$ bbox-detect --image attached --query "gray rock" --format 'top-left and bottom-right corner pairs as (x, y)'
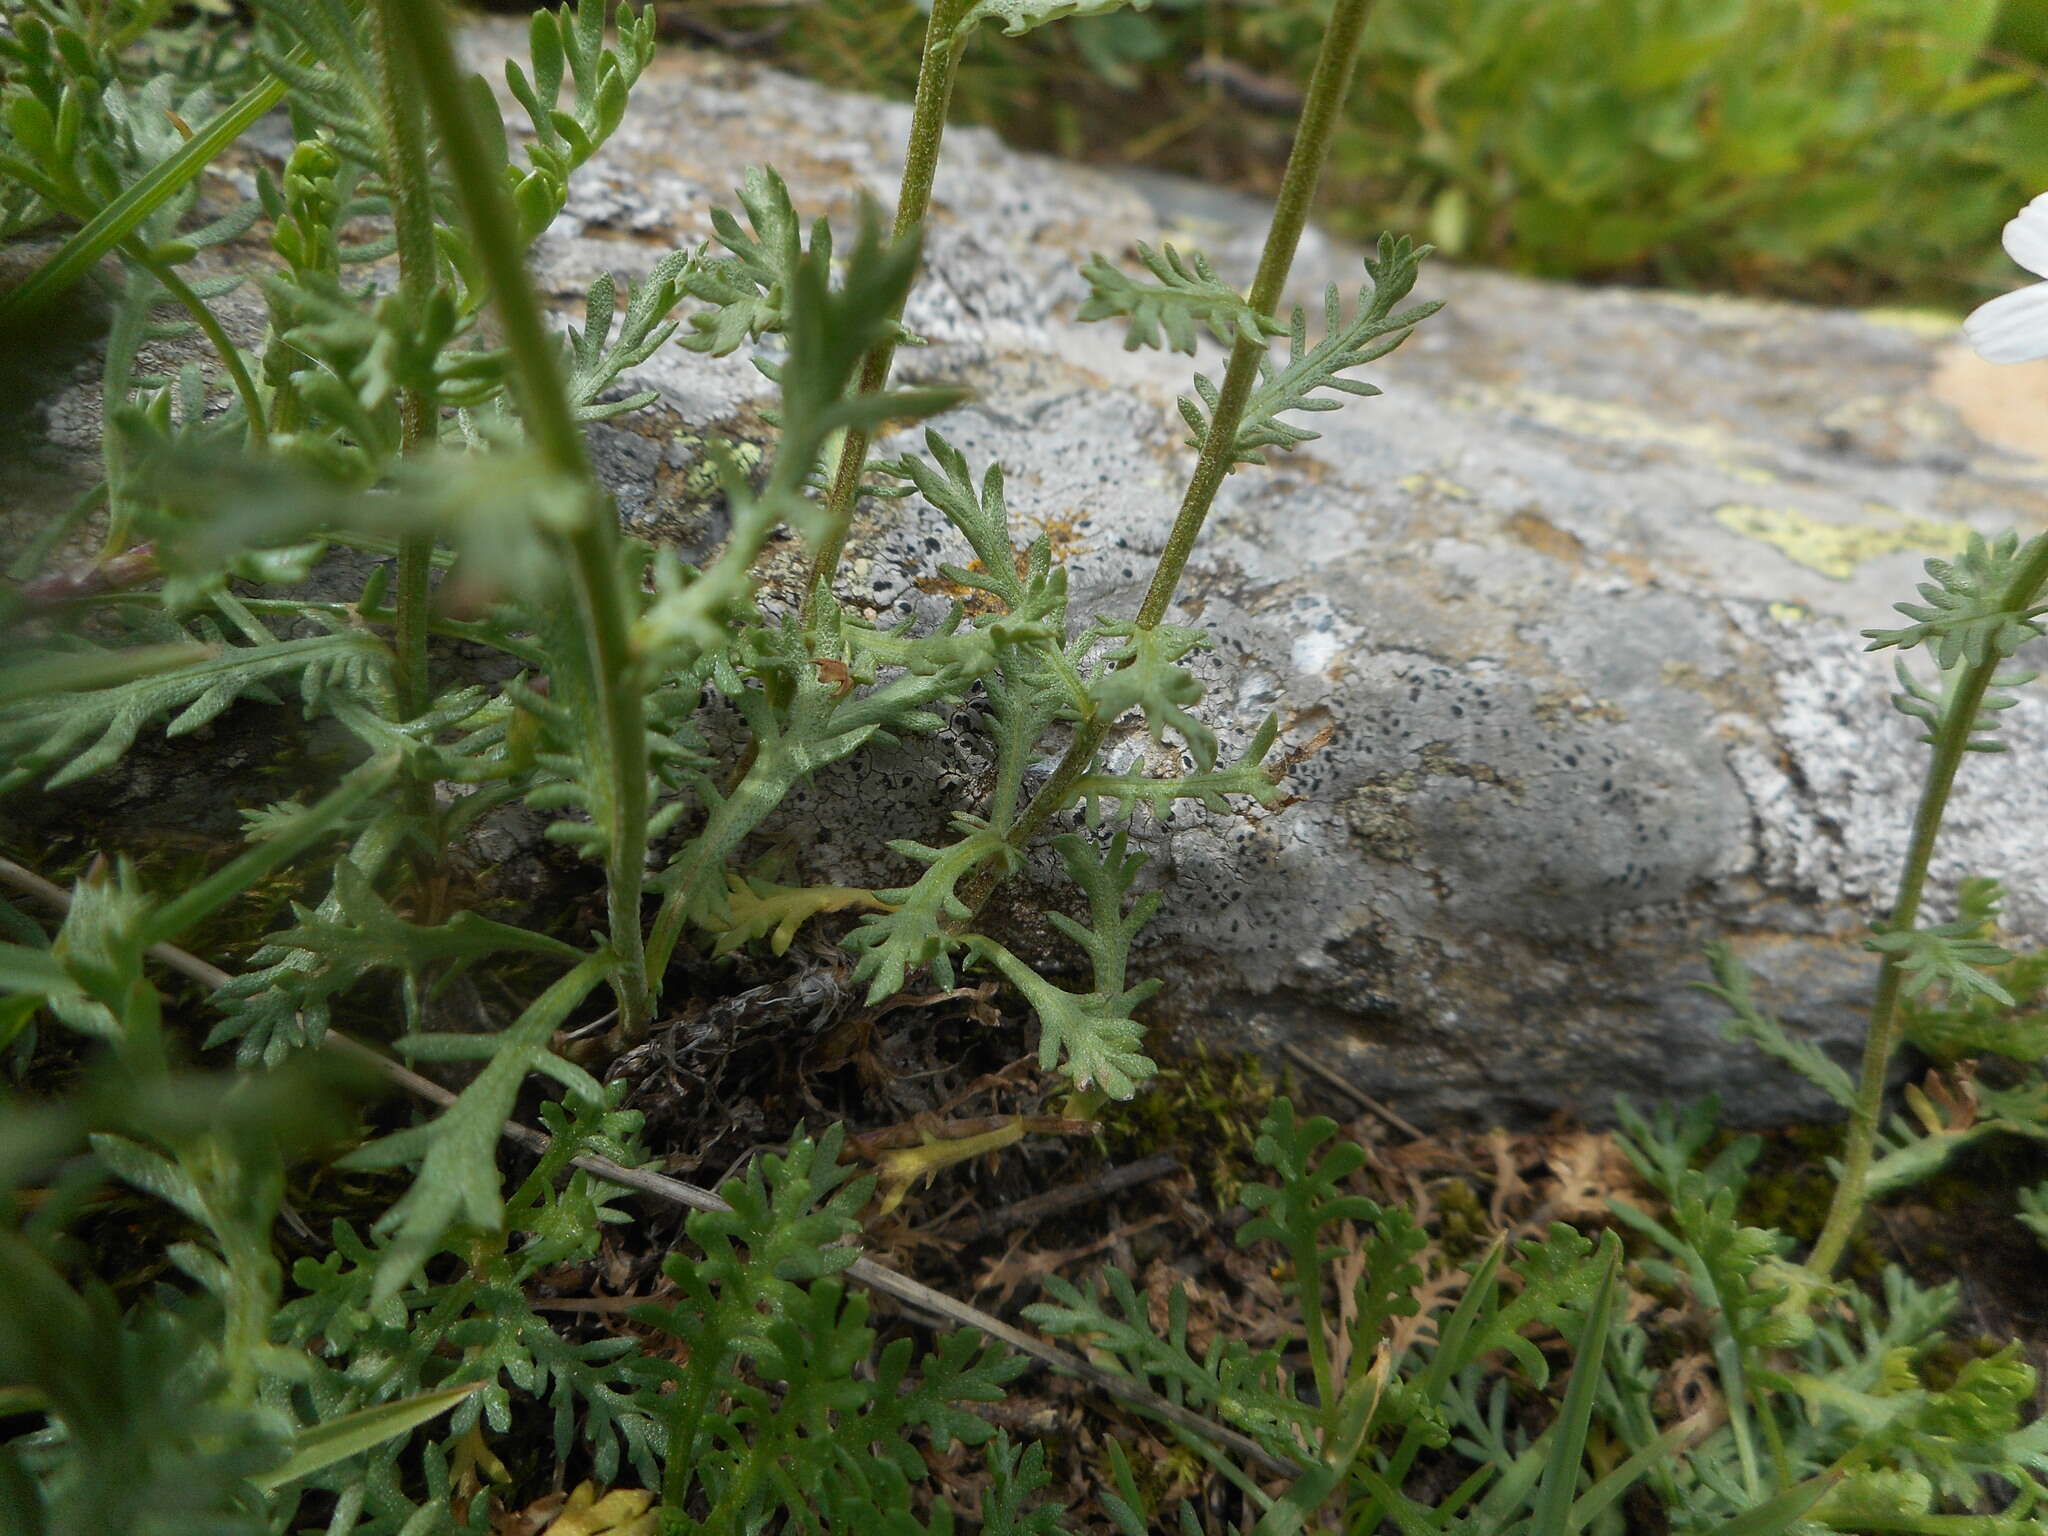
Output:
(14, 21), (2048, 1127)
(499, 26), (2048, 1126)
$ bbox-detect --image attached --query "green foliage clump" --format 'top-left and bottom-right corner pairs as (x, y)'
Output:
(0, 0), (1406, 1524)
(5, 0), (2048, 1531)
(763, 0), (2048, 306)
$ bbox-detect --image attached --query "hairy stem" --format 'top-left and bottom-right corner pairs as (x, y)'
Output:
(970, 0), (1373, 896)
(372, 0), (447, 909)
(390, 0), (654, 1039)
(1807, 541), (2048, 1278)
(1806, 666), (1988, 1280)
(372, 0), (443, 725)
(797, 0), (971, 632)
(1133, 0), (1371, 632)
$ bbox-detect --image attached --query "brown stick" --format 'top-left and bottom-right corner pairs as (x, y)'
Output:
(0, 855), (1296, 1478)
(1281, 1041), (1428, 1142)
(938, 1152), (1183, 1243)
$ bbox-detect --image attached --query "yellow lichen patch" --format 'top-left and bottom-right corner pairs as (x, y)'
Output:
(1711, 503), (1971, 580)
(1462, 385), (1743, 458)
(1859, 307), (1966, 339)
(1032, 510), (1093, 564)
(1767, 601), (1813, 624)
(1398, 471), (1475, 501)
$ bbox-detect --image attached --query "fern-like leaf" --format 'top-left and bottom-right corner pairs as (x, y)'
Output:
(1078, 241), (1284, 354)
(1888, 655), (2036, 753)
(1025, 1267), (1306, 1452)
(0, 628), (389, 795)
(337, 955), (611, 1304)
(970, 936), (1161, 1099)
(561, 250), (695, 420)
(1238, 1098), (1381, 1268)
(1072, 713), (1281, 823)
(708, 876), (894, 958)
(894, 430), (1029, 610)
(978, 1435), (1072, 1536)
(1086, 620), (1216, 770)
(1180, 233), (1439, 466)
(268, 857), (586, 1006)
(1700, 943), (1855, 1110)
(954, 0), (1153, 43)
(1862, 531), (2048, 667)
(964, 832), (1165, 1097)
(843, 824), (1014, 1001)
(500, 0), (660, 248)
(1867, 920), (2016, 1006)
(678, 165), (817, 356)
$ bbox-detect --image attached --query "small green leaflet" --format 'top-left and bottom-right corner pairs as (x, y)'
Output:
(970, 935), (1160, 1099)
(1086, 622), (1216, 770)
(1079, 242), (1285, 354)
(1862, 531), (2048, 668)
(338, 953), (611, 1304)
(953, 0), (1153, 46)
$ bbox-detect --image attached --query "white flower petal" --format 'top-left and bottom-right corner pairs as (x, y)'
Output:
(1964, 281), (2048, 363)
(2007, 191), (2048, 277)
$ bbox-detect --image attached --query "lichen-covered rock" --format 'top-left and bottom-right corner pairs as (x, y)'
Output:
(13, 21), (2048, 1127)
(499, 25), (2048, 1126)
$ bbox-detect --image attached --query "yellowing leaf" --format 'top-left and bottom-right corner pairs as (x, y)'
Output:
(708, 875), (893, 957)
(871, 1122), (1027, 1218)
(539, 1482), (659, 1536)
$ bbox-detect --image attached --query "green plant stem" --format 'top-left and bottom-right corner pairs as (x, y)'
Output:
(797, 0), (971, 633)
(968, 0), (1373, 899)
(209, 1175), (281, 1406)
(1805, 672), (1990, 1281)
(373, 0), (446, 906)
(1808, 543), (2048, 1278)
(389, 0), (654, 1040)
(1295, 1239), (1336, 1437)
(372, 0), (444, 725)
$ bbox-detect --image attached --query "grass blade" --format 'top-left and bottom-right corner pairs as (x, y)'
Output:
(1530, 1235), (1622, 1536)
(0, 51), (305, 326)
(248, 1381), (485, 1492)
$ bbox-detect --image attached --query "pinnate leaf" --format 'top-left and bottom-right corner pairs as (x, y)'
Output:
(1087, 621), (1216, 770)
(1862, 531), (2048, 668)
(1181, 233), (1439, 466)
(338, 954), (611, 1304)
(969, 935), (1160, 1099)
(955, 0), (1153, 43)
(1078, 241), (1283, 354)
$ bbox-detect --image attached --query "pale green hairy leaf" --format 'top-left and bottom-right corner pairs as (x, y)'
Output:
(0, 630), (390, 795)
(1078, 241), (1286, 354)
(338, 953), (612, 1304)
(954, 0), (1152, 45)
